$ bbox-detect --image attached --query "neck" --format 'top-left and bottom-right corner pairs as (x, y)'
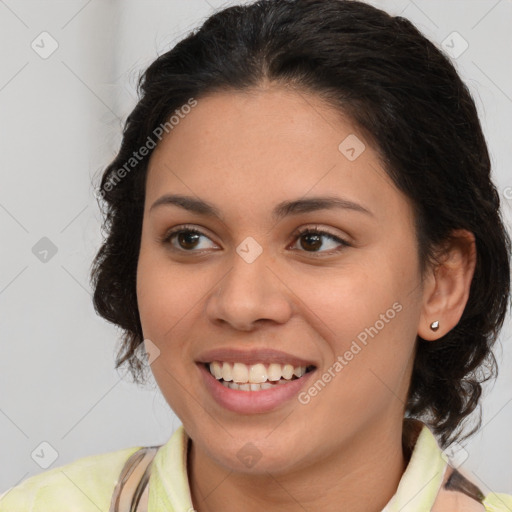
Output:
(188, 416), (410, 512)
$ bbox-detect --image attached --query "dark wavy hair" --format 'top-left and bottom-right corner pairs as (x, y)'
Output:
(90, 0), (511, 448)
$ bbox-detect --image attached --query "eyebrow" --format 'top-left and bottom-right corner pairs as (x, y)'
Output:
(149, 193), (374, 221)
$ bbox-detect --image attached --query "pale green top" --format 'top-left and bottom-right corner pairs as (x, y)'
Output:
(1, 423), (511, 511)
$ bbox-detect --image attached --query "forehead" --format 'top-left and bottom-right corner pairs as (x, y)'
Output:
(145, 86), (411, 226)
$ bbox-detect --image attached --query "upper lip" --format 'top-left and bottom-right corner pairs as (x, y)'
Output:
(196, 348), (317, 368)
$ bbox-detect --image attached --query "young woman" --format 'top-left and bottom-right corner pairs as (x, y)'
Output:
(1, 0), (510, 511)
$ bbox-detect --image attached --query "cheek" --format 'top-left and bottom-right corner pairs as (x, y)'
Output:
(293, 248), (420, 379)
(136, 251), (204, 414)
(136, 247), (202, 344)
(291, 258), (403, 336)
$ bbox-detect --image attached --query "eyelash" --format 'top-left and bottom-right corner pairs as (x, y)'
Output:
(160, 224), (351, 257)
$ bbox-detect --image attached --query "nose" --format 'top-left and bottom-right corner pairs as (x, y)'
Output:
(205, 248), (294, 331)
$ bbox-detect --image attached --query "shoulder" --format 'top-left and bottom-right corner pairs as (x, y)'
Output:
(401, 421), (512, 512)
(432, 464), (512, 512)
(0, 445), (142, 512)
(483, 493), (512, 511)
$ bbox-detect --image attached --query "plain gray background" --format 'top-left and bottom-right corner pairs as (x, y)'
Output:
(1, 0), (511, 497)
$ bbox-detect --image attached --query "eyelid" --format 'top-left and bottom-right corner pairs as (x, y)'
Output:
(290, 224), (349, 243)
(160, 223), (351, 255)
(160, 224), (219, 247)
(288, 225), (351, 256)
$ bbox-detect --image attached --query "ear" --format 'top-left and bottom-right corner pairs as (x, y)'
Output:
(418, 229), (477, 341)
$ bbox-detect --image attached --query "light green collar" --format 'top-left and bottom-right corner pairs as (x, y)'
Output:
(148, 420), (449, 512)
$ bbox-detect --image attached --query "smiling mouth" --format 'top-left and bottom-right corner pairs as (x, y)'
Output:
(204, 361), (316, 391)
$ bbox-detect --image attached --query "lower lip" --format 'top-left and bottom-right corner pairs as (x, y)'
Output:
(197, 363), (317, 414)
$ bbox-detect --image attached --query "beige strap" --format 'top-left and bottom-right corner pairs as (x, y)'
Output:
(115, 437), (485, 512)
(109, 445), (161, 512)
(432, 464), (486, 511)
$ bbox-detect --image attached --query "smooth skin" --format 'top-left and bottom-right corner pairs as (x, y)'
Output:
(136, 83), (476, 512)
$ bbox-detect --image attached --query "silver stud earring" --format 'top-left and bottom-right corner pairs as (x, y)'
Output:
(430, 320), (440, 331)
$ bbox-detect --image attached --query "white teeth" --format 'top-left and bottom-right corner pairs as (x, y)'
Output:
(249, 363), (267, 383)
(221, 380), (288, 391)
(211, 361), (223, 379)
(222, 362), (233, 381)
(208, 361), (310, 384)
(282, 364), (294, 380)
(293, 366), (305, 377)
(267, 363), (282, 381)
(232, 362), (249, 383)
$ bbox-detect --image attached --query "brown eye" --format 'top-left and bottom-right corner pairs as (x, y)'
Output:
(300, 232), (323, 251)
(291, 227), (350, 255)
(176, 231), (201, 250)
(162, 226), (217, 252)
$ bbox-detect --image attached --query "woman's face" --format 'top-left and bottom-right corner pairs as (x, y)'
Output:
(136, 86), (426, 474)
